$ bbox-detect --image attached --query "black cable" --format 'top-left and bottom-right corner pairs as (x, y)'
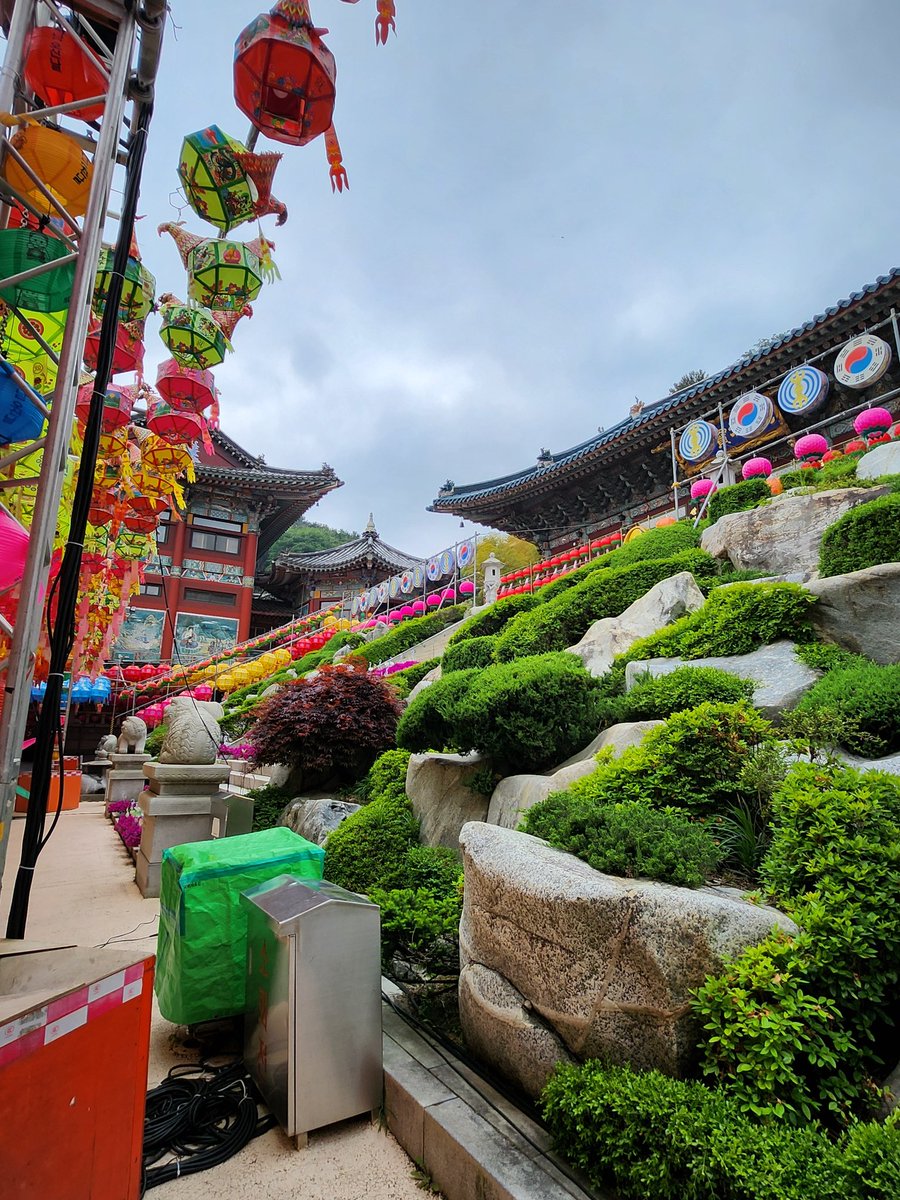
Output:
(141, 1059), (275, 1193)
(6, 98), (155, 939)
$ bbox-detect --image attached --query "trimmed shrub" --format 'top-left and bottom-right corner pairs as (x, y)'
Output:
(494, 549), (717, 661)
(707, 478), (772, 523)
(446, 593), (539, 645)
(450, 652), (607, 773)
(145, 722), (167, 757)
(403, 844), (463, 893)
(323, 794), (419, 894)
(535, 798), (721, 887)
(248, 663), (403, 787)
(369, 885), (463, 975)
(540, 1059), (898, 1200)
(622, 665), (753, 720)
(355, 605), (466, 666)
(819, 493), (900, 577)
(247, 782), (294, 832)
(355, 748), (411, 804)
(441, 635), (498, 673)
(793, 641), (871, 674)
(384, 658), (440, 699)
(793, 662), (900, 756)
(561, 701), (775, 818)
(395, 668), (480, 754)
(620, 582), (816, 665)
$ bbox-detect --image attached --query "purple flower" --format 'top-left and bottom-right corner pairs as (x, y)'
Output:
(114, 812), (142, 848)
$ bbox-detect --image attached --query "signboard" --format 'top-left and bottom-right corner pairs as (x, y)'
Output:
(833, 334), (892, 389)
(677, 419), (718, 465)
(728, 392), (774, 442)
(776, 364), (830, 416)
(173, 612), (239, 662)
(111, 608), (165, 662)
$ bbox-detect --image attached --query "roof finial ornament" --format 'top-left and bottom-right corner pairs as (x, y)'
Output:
(365, 512), (377, 536)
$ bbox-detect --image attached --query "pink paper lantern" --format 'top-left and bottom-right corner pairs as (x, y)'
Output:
(0, 508), (29, 590)
(426, 594), (441, 607)
(389, 611), (403, 621)
(742, 456), (772, 480)
(854, 407), (893, 440)
(399, 605), (415, 618)
(690, 479), (716, 501)
(412, 599), (426, 613)
(441, 587), (456, 602)
(794, 433), (829, 462)
(459, 580), (475, 595)
(194, 683), (213, 701)
(142, 703), (164, 727)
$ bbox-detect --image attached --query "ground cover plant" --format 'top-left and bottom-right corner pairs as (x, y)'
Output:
(819, 492), (900, 577)
(397, 652), (607, 773)
(621, 665), (753, 721)
(792, 661), (900, 757)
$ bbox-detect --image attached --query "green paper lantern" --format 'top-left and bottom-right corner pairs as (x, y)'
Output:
(0, 306), (66, 363)
(177, 125), (287, 235)
(93, 248), (156, 322)
(187, 238), (264, 311)
(159, 301), (230, 370)
(0, 230), (76, 312)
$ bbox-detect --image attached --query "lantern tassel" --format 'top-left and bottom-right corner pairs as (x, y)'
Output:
(325, 125), (349, 193)
(255, 232), (281, 283)
(375, 0), (396, 44)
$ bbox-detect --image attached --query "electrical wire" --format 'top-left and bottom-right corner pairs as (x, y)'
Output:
(141, 1059), (275, 1193)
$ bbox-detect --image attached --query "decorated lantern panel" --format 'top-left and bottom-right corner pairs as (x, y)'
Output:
(178, 125), (288, 235)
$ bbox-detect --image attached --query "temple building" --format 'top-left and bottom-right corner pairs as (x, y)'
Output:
(263, 514), (423, 616)
(429, 268), (900, 552)
(114, 430), (342, 661)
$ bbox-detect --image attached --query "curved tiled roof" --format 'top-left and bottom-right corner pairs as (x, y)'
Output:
(430, 267), (900, 509)
(272, 531), (423, 576)
(195, 463), (341, 490)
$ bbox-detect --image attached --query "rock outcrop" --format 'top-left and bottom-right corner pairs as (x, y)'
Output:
(406, 752), (490, 848)
(700, 487), (888, 575)
(458, 823), (798, 1097)
(624, 640), (819, 720)
(567, 571), (705, 677)
(280, 796), (360, 845)
(856, 441), (900, 480)
(486, 721), (662, 829)
(807, 562), (900, 664)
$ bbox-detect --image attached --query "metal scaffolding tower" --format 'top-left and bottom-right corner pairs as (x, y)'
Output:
(0, 1), (165, 893)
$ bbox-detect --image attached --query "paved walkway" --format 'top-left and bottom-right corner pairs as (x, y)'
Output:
(0, 803), (426, 1200)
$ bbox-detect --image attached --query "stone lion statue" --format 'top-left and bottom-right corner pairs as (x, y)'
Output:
(158, 697), (225, 766)
(117, 715), (147, 755)
(96, 733), (118, 760)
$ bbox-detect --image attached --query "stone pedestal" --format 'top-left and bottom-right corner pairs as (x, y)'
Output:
(104, 752), (152, 808)
(135, 762), (231, 898)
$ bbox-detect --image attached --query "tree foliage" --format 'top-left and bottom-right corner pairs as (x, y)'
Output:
(267, 518), (357, 563)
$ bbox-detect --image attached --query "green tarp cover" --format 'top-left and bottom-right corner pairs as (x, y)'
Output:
(155, 827), (325, 1024)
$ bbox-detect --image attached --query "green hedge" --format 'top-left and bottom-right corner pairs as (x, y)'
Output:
(622, 665), (753, 720)
(441, 635), (498, 672)
(384, 657), (440, 699)
(446, 593), (539, 645)
(619, 582), (817, 669)
(398, 652), (606, 773)
(707, 478), (772, 523)
(493, 549), (716, 662)
(541, 1060), (900, 1200)
(355, 605), (467, 667)
(792, 661), (900, 756)
(819, 493), (900, 578)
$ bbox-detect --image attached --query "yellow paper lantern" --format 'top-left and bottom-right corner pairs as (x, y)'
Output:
(3, 125), (94, 217)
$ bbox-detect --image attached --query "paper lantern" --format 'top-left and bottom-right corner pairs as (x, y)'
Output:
(158, 223), (274, 311)
(411, 599), (426, 613)
(741, 456), (772, 479)
(0, 229), (76, 312)
(84, 316), (144, 377)
(690, 479), (716, 501)
(194, 684), (213, 701)
(178, 125), (288, 235)
(0, 358), (44, 446)
(75, 383), (132, 432)
(0, 507), (28, 590)
(146, 399), (204, 445)
(399, 605), (414, 618)
(23, 26), (108, 121)
(458, 580), (475, 595)
(3, 124), (93, 217)
(0, 306), (66, 364)
(794, 433), (829, 463)
(854, 407), (893, 441)
(655, 516), (677, 528)
(93, 247), (155, 322)
(441, 587), (456, 602)
(141, 435), (194, 477)
(154, 359), (217, 415)
(158, 299), (229, 370)
(234, 2), (338, 147)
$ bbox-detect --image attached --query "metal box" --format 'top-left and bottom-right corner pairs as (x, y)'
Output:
(241, 874), (382, 1146)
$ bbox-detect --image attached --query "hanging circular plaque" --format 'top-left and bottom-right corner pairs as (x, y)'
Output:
(359, 589), (370, 611)
(678, 419), (717, 464)
(376, 581), (388, 603)
(456, 538), (475, 569)
(776, 364), (830, 416)
(426, 557), (441, 581)
(728, 392), (773, 442)
(413, 564), (425, 589)
(389, 575), (401, 598)
(400, 570), (414, 594)
(834, 334), (892, 389)
(351, 594), (360, 616)
(439, 549), (455, 576)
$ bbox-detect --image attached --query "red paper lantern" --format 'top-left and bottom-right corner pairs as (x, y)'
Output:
(122, 665), (143, 683)
(156, 358), (218, 413)
(75, 383), (132, 432)
(24, 26), (108, 122)
(234, 2), (337, 147)
(147, 399), (204, 444)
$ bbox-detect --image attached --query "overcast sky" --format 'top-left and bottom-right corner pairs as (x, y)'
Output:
(135, 0), (900, 556)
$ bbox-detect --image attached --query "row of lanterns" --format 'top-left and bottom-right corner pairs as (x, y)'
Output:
(497, 534), (623, 599)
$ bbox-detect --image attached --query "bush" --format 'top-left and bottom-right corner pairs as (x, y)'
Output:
(395, 668), (480, 754)
(369, 885), (463, 975)
(446, 593), (538, 645)
(383, 658), (440, 699)
(450, 652), (608, 773)
(354, 748), (411, 804)
(441, 635), (498, 673)
(620, 582), (816, 665)
(323, 793), (419, 894)
(622, 665), (753, 720)
(707, 478), (772, 523)
(494, 549), (717, 661)
(403, 844), (463, 893)
(247, 783), (294, 832)
(794, 641), (871, 674)
(819, 493), (900, 578)
(355, 606), (467, 666)
(793, 662), (900, 756)
(533, 798), (721, 887)
(248, 663), (402, 787)
(145, 722), (167, 757)
(540, 1059), (899, 1200)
